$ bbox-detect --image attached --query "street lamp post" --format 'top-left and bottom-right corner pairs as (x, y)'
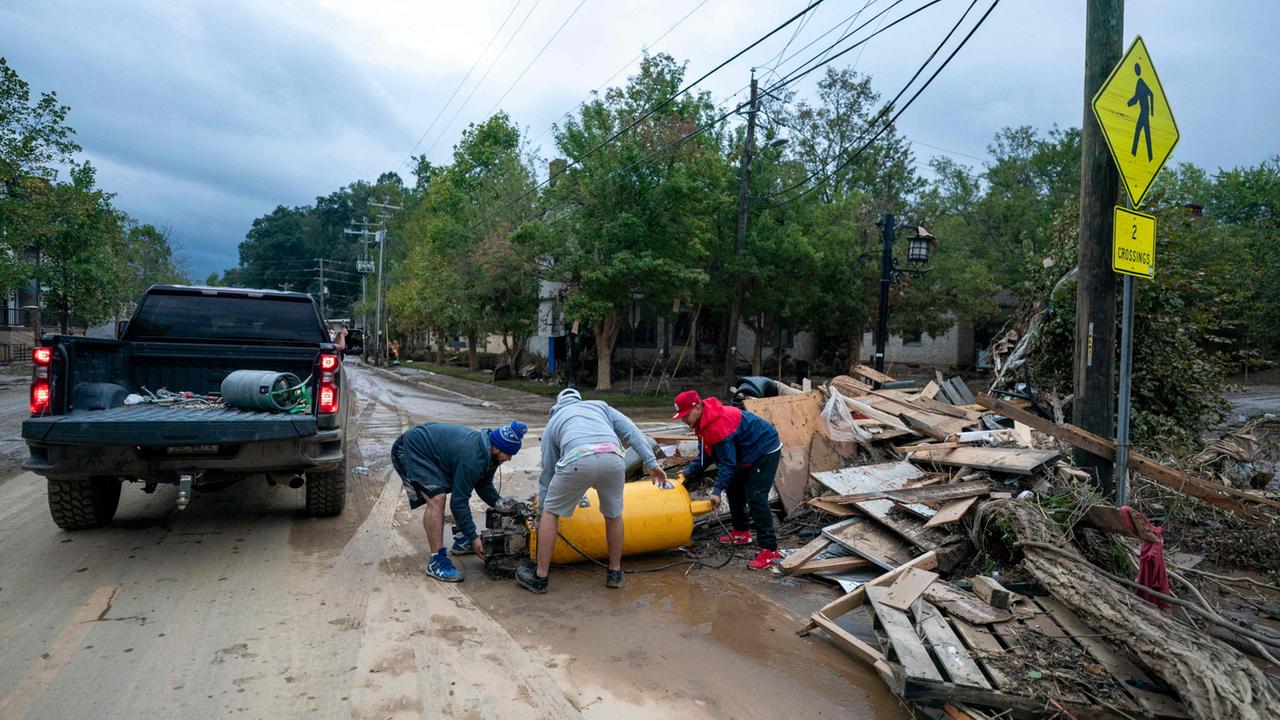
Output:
(872, 213), (935, 374)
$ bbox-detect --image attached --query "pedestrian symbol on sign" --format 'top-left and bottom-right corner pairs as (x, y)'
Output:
(1090, 36), (1179, 208)
(1127, 63), (1154, 161)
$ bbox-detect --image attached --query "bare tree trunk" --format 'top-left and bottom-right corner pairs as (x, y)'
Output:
(847, 332), (863, 374)
(594, 313), (621, 391)
(433, 327), (445, 364)
(467, 331), (478, 372)
(750, 313), (766, 376)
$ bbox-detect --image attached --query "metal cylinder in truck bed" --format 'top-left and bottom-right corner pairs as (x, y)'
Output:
(220, 370), (303, 412)
(529, 478), (714, 565)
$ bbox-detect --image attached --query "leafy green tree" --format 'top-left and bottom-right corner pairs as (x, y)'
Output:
(121, 222), (188, 301)
(547, 54), (720, 389)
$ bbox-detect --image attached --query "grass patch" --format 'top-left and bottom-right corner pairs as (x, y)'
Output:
(400, 361), (675, 407)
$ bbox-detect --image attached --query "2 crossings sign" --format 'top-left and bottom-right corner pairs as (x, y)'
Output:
(1092, 35), (1178, 280)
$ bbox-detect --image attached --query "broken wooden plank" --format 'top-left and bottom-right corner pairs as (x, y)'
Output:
(1037, 597), (1189, 718)
(800, 551), (940, 634)
(895, 500), (938, 521)
(822, 517), (915, 570)
(899, 677), (1112, 719)
(779, 535), (832, 574)
(970, 576), (1014, 609)
(808, 612), (886, 667)
(1080, 505), (1163, 544)
(922, 583), (1013, 624)
(923, 496), (979, 529)
(830, 374), (873, 397)
(879, 566), (939, 610)
(912, 600), (991, 689)
(648, 433), (695, 443)
(977, 394), (1277, 518)
(816, 479), (990, 506)
(808, 498), (857, 518)
(946, 377), (977, 404)
(789, 555), (873, 576)
(853, 498), (959, 551)
(744, 392), (823, 515)
(811, 462), (923, 496)
(919, 380), (940, 400)
(854, 364), (897, 385)
(866, 587), (944, 682)
(899, 412), (950, 441)
(908, 446), (1061, 475)
(950, 618), (1013, 688)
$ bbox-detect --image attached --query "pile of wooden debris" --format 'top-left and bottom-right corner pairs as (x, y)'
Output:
(649, 365), (1279, 720)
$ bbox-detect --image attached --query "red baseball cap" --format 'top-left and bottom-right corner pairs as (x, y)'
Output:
(672, 390), (701, 419)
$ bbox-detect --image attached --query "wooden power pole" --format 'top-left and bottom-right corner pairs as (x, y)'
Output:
(1074, 0), (1124, 491)
(723, 72), (759, 385)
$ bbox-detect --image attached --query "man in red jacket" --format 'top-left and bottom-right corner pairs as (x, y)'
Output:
(674, 390), (783, 569)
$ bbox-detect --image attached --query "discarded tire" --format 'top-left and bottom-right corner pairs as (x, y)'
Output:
(48, 476), (121, 530)
(305, 459), (346, 517)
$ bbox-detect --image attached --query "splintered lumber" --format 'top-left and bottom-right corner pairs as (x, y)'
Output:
(923, 496), (978, 529)
(920, 380), (940, 399)
(985, 499), (1280, 719)
(950, 619), (1014, 687)
(899, 412), (950, 441)
(977, 395), (1279, 518)
(911, 600), (991, 689)
(854, 364), (897, 385)
(866, 587), (944, 682)
(808, 498), (857, 518)
(1082, 505), (1162, 543)
(1037, 597), (1189, 718)
(895, 501), (938, 521)
(788, 555), (873, 577)
(922, 583), (1013, 625)
(816, 479), (991, 507)
(801, 550), (940, 635)
(970, 576), (1014, 609)
(743, 392), (823, 515)
(808, 613), (886, 667)
(943, 377), (977, 405)
(878, 566), (939, 610)
(908, 446), (1061, 475)
(812, 461), (923, 496)
(853, 498), (959, 551)
(822, 517), (914, 570)
(779, 535), (832, 573)
(843, 395), (911, 431)
(830, 374), (873, 397)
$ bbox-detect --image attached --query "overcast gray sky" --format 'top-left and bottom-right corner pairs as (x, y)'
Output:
(2, 0), (1276, 279)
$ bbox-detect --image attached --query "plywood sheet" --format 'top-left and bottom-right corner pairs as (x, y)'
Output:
(822, 517), (915, 570)
(908, 446), (1061, 475)
(743, 392), (823, 514)
(879, 567), (939, 610)
(812, 462), (923, 496)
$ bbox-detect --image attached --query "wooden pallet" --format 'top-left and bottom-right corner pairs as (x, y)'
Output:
(861, 589), (1188, 719)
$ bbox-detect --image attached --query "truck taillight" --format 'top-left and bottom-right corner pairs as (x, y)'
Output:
(33, 347), (52, 365)
(318, 383), (338, 414)
(31, 380), (50, 415)
(320, 354), (338, 371)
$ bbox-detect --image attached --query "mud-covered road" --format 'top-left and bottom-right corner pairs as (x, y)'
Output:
(0, 365), (905, 719)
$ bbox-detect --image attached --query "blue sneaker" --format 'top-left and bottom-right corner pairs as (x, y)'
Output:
(450, 533), (473, 556)
(426, 549), (463, 582)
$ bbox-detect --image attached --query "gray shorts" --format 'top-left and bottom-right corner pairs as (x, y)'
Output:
(540, 449), (626, 518)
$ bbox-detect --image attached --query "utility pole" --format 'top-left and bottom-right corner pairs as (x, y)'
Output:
(317, 257), (325, 320)
(368, 200), (403, 366)
(723, 71), (758, 385)
(345, 219), (380, 361)
(1074, 0), (1124, 491)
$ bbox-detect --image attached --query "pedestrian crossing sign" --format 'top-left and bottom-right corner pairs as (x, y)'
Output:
(1091, 36), (1179, 208)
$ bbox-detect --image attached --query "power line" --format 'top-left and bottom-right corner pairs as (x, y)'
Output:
(422, 0), (544, 159)
(770, 0), (1001, 206)
(523, 0), (713, 150)
(483, 0), (589, 118)
(400, 0), (526, 170)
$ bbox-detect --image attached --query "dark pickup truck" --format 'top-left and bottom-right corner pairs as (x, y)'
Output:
(22, 285), (349, 529)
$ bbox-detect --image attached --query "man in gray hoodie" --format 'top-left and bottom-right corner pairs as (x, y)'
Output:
(516, 389), (667, 593)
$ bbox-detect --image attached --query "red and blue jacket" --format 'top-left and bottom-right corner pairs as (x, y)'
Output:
(684, 397), (782, 495)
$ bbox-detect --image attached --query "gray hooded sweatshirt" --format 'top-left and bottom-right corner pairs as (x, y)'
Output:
(539, 395), (660, 491)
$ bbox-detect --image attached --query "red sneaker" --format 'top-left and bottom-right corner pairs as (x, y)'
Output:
(719, 530), (753, 545)
(747, 549), (783, 570)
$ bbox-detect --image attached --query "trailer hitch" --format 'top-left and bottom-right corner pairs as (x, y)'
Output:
(176, 471), (203, 510)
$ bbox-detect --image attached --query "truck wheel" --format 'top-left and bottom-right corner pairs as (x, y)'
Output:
(48, 476), (122, 530)
(305, 462), (346, 517)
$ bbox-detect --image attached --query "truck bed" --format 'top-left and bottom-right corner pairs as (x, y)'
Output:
(23, 404), (317, 446)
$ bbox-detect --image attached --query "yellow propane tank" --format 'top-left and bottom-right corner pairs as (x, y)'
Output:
(529, 477), (714, 565)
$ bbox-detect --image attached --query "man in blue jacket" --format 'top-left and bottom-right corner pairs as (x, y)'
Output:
(391, 420), (526, 582)
(515, 389), (667, 594)
(675, 390), (783, 570)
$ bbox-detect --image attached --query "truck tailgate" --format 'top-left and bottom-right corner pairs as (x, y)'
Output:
(23, 405), (317, 446)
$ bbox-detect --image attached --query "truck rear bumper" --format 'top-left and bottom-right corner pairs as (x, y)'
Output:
(23, 429), (344, 481)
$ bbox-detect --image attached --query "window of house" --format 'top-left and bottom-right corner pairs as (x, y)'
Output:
(903, 331), (924, 347)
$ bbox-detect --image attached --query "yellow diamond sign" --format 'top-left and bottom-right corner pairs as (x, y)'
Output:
(1091, 36), (1179, 208)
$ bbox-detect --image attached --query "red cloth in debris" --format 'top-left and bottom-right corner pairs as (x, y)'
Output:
(1119, 506), (1169, 609)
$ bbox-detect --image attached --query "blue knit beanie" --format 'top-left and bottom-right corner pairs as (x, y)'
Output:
(490, 420), (527, 456)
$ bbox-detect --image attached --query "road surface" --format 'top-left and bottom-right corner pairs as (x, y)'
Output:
(0, 365), (903, 719)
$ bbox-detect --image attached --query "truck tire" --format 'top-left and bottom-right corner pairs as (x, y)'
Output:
(48, 476), (121, 530)
(305, 461), (346, 517)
